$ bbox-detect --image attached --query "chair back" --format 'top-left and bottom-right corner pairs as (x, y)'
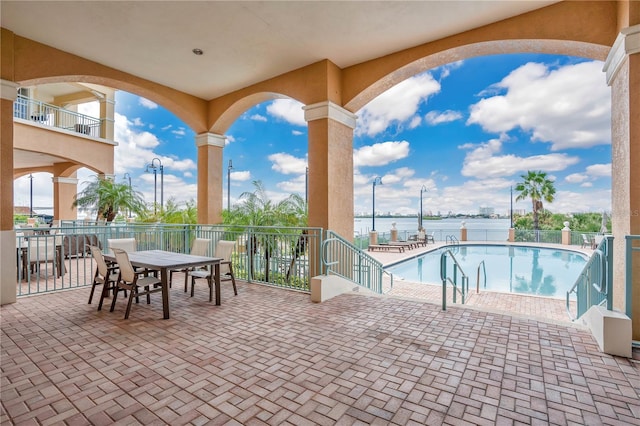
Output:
(108, 238), (137, 254)
(113, 248), (136, 283)
(191, 238), (211, 257)
(215, 240), (236, 274)
(89, 245), (109, 278)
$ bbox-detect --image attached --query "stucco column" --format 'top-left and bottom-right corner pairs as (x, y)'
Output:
(304, 101), (357, 241)
(196, 133), (225, 224)
(99, 92), (115, 140)
(1, 79), (18, 305)
(603, 24), (640, 339)
(53, 176), (79, 220)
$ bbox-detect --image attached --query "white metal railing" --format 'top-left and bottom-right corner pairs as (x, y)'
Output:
(13, 94), (102, 138)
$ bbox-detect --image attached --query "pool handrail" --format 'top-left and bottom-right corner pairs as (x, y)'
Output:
(440, 249), (469, 310)
(566, 235), (613, 321)
(446, 235), (459, 245)
(476, 260), (486, 294)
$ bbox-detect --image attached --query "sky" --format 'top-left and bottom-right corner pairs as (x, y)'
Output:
(14, 53), (612, 218)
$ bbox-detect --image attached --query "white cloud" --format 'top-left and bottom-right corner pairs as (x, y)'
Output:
(139, 98), (158, 109)
(230, 170), (251, 182)
(276, 174), (306, 194)
(460, 138), (579, 179)
(354, 141), (410, 167)
(381, 167), (415, 185)
(355, 72), (440, 137)
(292, 130), (304, 136)
(250, 114), (267, 122)
(467, 61), (610, 150)
(171, 128), (186, 137)
(424, 110), (462, 125)
(268, 153), (308, 174)
(266, 99), (306, 126)
(565, 173), (587, 183)
(586, 163), (611, 177)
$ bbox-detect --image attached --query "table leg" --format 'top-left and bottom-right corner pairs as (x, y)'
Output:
(215, 262), (221, 306)
(161, 268), (170, 319)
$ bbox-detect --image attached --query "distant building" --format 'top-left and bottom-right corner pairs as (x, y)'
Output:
(479, 206), (494, 216)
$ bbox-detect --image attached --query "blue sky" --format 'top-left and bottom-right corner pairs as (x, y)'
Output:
(16, 53), (612, 217)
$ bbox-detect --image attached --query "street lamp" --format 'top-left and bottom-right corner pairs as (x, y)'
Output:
(510, 185), (514, 228)
(123, 173), (132, 218)
(29, 174), (34, 218)
(227, 159), (233, 211)
(372, 176), (383, 231)
(419, 185), (428, 230)
(145, 158), (163, 215)
(305, 167), (309, 212)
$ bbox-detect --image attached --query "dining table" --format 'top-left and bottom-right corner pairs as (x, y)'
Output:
(103, 249), (222, 319)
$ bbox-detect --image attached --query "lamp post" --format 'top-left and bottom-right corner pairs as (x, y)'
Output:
(372, 176), (382, 231)
(145, 158), (163, 215)
(227, 159), (233, 211)
(123, 173), (132, 218)
(29, 174), (33, 218)
(305, 167), (309, 212)
(510, 185), (513, 228)
(419, 185), (427, 230)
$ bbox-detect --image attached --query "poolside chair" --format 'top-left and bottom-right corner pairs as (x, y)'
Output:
(88, 245), (121, 310)
(169, 238), (211, 291)
(581, 234), (591, 248)
(110, 248), (162, 319)
(189, 240), (238, 302)
(107, 238), (136, 253)
(426, 231), (435, 243)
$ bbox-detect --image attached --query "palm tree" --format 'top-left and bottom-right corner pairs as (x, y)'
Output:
(230, 181), (307, 282)
(73, 176), (145, 222)
(515, 170), (556, 231)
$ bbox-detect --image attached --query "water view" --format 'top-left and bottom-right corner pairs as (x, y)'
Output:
(387, 244), (587, 299)
(355, 217), (511, 241)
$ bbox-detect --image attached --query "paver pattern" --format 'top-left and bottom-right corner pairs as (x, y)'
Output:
(2, 280), (639, 425)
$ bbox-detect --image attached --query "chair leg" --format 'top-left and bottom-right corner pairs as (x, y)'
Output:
(229, 264), (238, 295)
(97, 282), (110, 311)
(124, 286), (136, 319)
(88, 270), (99, 304)
(110, 285), (120, 312)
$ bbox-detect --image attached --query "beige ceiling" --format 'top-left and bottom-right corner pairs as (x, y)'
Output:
(1, 0), (558, 101)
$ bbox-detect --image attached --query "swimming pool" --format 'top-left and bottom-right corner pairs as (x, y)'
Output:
(386, 244), (588, 299)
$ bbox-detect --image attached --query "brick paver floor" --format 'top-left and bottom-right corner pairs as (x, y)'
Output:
(2, 281), (639, 425)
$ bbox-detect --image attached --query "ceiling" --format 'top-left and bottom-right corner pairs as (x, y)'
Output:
(1, 0), (558, 101)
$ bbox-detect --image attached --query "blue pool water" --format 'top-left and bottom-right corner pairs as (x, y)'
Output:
(386, 245), (588, 299)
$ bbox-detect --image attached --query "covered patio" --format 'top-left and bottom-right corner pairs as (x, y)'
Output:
(1, 282), (638, 425)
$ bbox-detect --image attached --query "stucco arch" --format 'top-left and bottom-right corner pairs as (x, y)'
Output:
(9, 32), (209, 134)
(345, 40), (611, 112)
(210, 92), (302, 135)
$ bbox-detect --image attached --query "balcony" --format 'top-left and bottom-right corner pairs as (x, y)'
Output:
(13, 94), (103, 138)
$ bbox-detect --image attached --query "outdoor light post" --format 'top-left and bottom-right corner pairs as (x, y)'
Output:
(124, 173), (132, 218)
(145, 158), (164, 215)
(29, 174), (33, 218)
(420, 185), (427, 229)
(372, 176), (383, 231)
(305, 167), (309, 212)
(227, 159), (233, 211)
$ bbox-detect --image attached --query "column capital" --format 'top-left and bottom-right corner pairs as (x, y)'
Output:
(195, 132), (226, 148)
(303, 101), (357, 129)
(1, 80), (18, 101)
(52, 177), (79, 185)
(603, 24), (640, 86)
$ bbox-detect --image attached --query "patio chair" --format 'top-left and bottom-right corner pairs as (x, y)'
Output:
(88, 245), (121, 310)
(426, 231), (435, 243)
(581, 234), (591, 248)
(110, 248), (162, 319)
(107, 238), (136, 253)
(189, 240), (238, 301)
(169, 238), (211, 291)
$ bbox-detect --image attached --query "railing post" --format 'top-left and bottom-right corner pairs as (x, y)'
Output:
(625, 235), (632, 318)
(605, 235), (613, 310)
(441, 255), (447, 311)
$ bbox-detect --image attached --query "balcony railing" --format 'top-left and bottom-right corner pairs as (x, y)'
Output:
(13, 94), (103, 138)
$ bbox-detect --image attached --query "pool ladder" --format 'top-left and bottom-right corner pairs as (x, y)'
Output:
(440, 252), (487, 310)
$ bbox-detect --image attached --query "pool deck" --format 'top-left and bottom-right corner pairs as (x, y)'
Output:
(367, 241), (595, 325)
